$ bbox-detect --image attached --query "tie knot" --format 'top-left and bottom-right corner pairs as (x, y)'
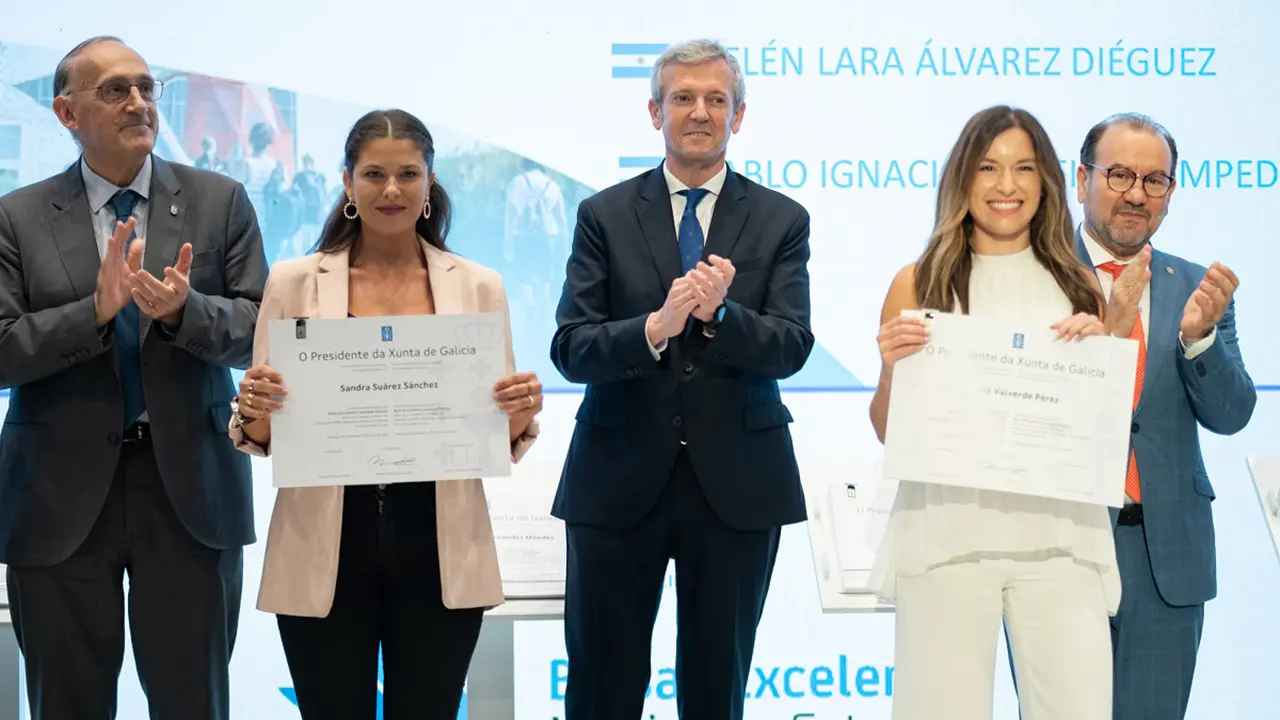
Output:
(679, 188), (709, 211)
(108, 189), (139, 223)
(1097, 260), (1127, 279)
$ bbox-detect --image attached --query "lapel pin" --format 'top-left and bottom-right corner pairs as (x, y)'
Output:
(1166, 266), (1174, 274)
(170, 204), (178, 216)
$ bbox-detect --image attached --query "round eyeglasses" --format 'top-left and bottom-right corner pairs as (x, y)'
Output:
(1083, 163), (1173, 198)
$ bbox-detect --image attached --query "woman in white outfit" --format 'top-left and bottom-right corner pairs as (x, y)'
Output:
(868, 105), (1139, 720)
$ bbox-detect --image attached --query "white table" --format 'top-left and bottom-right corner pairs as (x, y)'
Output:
(469, 597), (565, 719)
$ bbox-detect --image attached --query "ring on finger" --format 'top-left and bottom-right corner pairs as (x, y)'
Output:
(248, 379), (256, 394)
(246, 392), (255, 407)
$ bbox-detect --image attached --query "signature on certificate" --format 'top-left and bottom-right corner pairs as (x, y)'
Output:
(976, 460), (1029, 475)
(367, 454), (419, 468)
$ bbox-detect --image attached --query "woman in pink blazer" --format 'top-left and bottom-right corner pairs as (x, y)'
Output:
(227, 109), (542, 719)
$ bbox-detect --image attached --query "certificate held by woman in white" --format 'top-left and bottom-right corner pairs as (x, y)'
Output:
(882, 310), (1139, 507)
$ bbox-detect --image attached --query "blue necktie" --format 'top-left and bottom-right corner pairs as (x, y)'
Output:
(677, 188), (709, 274)
(108, 189), (146, 428)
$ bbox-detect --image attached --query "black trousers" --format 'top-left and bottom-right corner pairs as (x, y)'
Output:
(276, 481), (484, 720)
(562, 449), (782, 719)
(7, 434), (243, 720)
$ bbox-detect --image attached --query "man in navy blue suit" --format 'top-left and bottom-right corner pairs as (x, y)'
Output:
(1073, 113), (1256, 719)
(550, 38), (814, 719)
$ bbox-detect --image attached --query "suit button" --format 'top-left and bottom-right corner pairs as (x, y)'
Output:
(683, 361), (694, 373)
(1195, 361), (1206, 377)
(672, 416), (682, 428)
(1131, 422), (1139, 433)
(108, 433), (120, 447)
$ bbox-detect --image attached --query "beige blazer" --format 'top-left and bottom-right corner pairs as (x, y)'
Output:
(229, 239), (537, 617)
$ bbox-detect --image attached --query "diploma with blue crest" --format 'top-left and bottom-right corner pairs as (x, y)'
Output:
(266, 313), (511, 488)
(882, 310), (1138, 507)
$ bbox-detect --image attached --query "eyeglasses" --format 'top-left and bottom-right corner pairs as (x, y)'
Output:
(1083, 163), (1173, 198)
(65, 78), (164, 104)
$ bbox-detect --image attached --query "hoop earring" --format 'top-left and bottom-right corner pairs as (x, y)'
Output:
(343, 201), (358, 220)
(422, 200), (432, 220)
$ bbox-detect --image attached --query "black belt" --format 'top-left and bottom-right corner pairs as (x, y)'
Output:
(1117, 503), (1144, 526)
(122, 421), (151, 443)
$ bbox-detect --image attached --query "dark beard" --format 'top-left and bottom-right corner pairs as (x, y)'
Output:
(1087, 216), (1150, 259)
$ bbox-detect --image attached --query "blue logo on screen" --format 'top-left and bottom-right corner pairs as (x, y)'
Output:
(1012, 333), (1025, 349)
(381, 326), (393, 342)
(618, 156), (663, 179)
(279, 651), (467, 717)
(611, 43), (667, 78)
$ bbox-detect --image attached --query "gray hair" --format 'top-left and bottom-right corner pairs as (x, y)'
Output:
(649, 39), (746, 111)
(53, 35), (126, 97)
(1080, 112), (1179, 179)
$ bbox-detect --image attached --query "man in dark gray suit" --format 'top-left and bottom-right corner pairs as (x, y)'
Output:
(0, 36), (267, 719)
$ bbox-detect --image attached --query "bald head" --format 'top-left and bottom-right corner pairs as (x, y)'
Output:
(53, 36), (127, 97)
(51, 36), (158, 185)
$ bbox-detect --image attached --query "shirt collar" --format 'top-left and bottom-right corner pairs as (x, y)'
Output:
(81, 155), (152, 214)
(662, 161), (728, 198)
(1078, 222), (1122, 268)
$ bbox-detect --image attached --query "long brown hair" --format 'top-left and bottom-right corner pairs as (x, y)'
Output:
(914, 106), (1102, 316)
(312, 109), (452, 255)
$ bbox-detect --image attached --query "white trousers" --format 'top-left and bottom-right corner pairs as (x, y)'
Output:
(891, 556), (1112, 720)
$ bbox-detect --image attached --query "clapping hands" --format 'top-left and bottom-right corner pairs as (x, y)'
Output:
(1181, 261), (1239, 342)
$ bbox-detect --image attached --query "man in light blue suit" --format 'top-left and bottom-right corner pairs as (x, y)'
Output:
(1073, 113), (1256, 719)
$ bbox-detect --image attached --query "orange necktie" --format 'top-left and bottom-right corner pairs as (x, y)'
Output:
(1099, 261), (1144, 503)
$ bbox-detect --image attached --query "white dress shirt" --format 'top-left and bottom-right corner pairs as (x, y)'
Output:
(1077, 224), (1216, 359)
(83, 155), (152, 261)
(647, 162), (728, 359)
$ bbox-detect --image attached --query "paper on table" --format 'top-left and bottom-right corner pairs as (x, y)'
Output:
(488, 462), (565, 599)
(825, 474), (899, 592)
(490, 492), (565, 599)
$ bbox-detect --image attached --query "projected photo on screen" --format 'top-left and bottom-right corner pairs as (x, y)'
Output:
(0, 41), (859, 393)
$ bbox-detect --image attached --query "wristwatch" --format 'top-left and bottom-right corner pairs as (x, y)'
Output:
(702, 302), (727, 337)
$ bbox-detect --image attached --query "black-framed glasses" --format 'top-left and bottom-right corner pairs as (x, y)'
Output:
(66, 78), (164, 104)
(1083, 163), (1173, 197)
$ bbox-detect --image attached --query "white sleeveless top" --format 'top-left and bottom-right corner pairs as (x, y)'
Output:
(867, 245), (1122, 614)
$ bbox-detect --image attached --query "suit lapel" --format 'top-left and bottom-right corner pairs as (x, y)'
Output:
(1073, 226), (1090, 266)
(702, 170), (749, 262)
(141, 157), (186, 340)
(1137, 250), (1178, 415)
(47, 162), (99, 299)
(424, 242), (463, 315)
(635, 167), (681, 295)
(316, 250), (349, 319)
